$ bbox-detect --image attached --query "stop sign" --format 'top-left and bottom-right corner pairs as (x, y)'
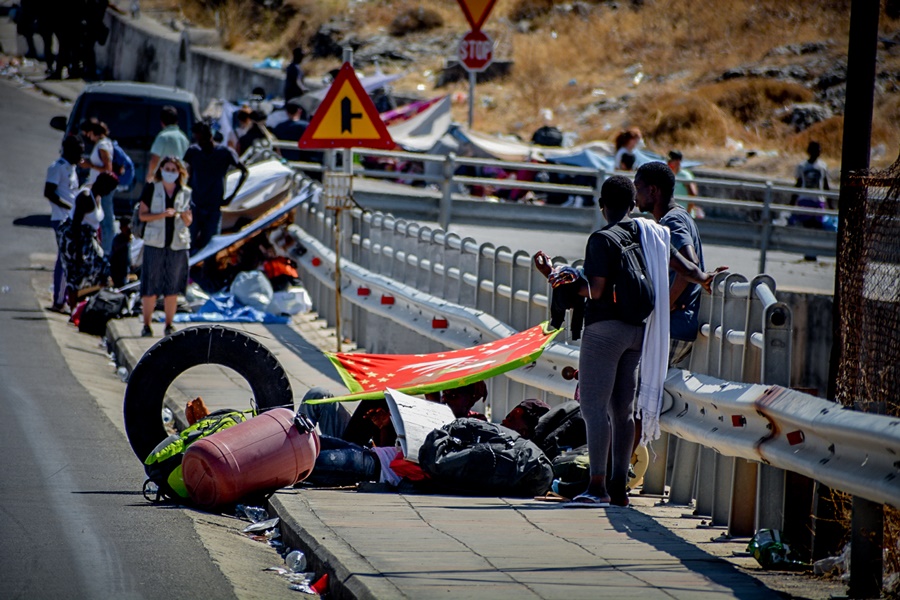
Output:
(458, 30), (494, 73)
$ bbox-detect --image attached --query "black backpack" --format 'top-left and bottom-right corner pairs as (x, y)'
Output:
(78, 288), (127, 336)
(532, 401), (587, 460)
(418, 418), (554, 498)
(531, 125), (563, 147)
(599, 224), (655, 325)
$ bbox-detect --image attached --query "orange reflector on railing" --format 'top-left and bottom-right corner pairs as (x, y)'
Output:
(786, 430), (805, 445)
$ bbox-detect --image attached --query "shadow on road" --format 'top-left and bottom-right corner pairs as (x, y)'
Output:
(14, 214), (52, 228)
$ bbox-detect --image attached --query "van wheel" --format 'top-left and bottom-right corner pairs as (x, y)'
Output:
(124, 325), (294, 461)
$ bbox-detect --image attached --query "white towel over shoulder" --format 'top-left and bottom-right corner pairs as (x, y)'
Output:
(634, 218), (670, 446)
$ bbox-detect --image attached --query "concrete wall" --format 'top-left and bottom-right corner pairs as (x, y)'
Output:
(98, 12), (283, 108)
(780, 291), (834, 396)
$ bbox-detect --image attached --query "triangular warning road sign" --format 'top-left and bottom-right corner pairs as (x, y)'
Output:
(298, 62), (395, 150)
(457, 0), (497, 31)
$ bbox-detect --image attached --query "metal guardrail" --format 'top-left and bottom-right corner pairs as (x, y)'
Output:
(256, 140), (838, 271)
(285, 191), (900, 522)
(235, 152), (898, 537)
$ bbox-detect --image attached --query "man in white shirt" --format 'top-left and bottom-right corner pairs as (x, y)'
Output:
(44, 136), (84, 312)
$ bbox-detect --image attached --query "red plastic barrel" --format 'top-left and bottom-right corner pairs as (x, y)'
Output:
(182, 408), (320, 509)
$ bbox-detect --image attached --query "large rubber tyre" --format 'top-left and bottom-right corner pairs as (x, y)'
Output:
(124, 325), (294, 461)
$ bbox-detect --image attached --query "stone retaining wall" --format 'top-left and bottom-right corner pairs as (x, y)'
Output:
(98, 11), (283, 108)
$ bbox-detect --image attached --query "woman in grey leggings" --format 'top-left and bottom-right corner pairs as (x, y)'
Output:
(535, 175), (716, 507)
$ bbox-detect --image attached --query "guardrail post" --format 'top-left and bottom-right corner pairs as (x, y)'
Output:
(729, 458), (759, 537)
(458, 237), (479, 308)
(711, 454), (734, 527)
(758, 181), (773, 274)
(439, 153), (456, 230)
(707, 271), (730, 377)
(641, 431), (669, 496)
(690, 280), (714, 374)
(720, 274), (749, 379)
(476, 243), (496, 314)
(695, 446), (716, 516)
(443, 232), (463, 304)
(761, 302), (792, 388)
(668, 439), (700, 505)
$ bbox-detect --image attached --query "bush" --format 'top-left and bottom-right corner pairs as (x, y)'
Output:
(631, 93), (733, 148)
(389, 7), (444, 36)
(698, 79), (813, 126)
(509, 0), (556, 21)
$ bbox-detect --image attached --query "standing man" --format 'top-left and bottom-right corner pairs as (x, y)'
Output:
(272, 100), (309, 162)
(635, 161), (705, 369)
(791, 140), (831, 228)
(146, 106), (190, 183)
(44, 135), (84, 312)
(667, 150), (703, 218)
(183, 122), (248, 254)
(283, 47), (306, 103)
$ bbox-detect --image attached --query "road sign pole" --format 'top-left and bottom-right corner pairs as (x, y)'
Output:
(468, 70), (475, 129)
(296, 48), (395, 353)
(331, 48), (356, 352)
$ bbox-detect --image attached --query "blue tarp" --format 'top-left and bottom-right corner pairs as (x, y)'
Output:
(170, 294), (289, 324)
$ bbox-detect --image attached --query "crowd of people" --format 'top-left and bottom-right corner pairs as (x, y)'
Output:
(42, 104), (251, 335)
(14, 0), (115, 80)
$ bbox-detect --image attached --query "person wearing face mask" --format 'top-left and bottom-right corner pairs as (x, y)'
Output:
(44, 135), (85, 313)
(137, 156), (193, 338)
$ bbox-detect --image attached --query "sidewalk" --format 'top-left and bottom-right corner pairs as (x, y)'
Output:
(107, 321), (772, 599)
(104, 312), (827, 600)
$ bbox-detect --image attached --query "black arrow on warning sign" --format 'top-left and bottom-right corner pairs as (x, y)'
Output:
(341, 97), (362, 133)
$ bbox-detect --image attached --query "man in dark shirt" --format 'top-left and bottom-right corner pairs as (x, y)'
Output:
(182, 122), (248, 254)
(635, 161), (706, 368)
(272, 100), (310, 162)
(283, 47), (306, 102)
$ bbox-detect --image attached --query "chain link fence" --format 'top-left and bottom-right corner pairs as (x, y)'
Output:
(836, 155), (900, 415)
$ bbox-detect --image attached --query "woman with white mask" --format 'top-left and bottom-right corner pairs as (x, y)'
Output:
(137, 156), (193, 338)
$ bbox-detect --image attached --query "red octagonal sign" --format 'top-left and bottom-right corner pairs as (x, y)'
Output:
(458, 30), (494, 73)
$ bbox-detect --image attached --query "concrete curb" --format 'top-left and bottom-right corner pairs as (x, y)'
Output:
(270, 491), (405, 600)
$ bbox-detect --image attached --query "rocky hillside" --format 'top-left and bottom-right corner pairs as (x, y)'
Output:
(144, 0), (900, 176)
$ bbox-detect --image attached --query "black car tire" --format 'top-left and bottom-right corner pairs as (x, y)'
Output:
(124, 325), (294, 460)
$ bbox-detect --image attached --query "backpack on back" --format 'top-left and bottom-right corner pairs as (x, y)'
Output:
(599, 224), (655, 325)
(111, 141), (135, 188)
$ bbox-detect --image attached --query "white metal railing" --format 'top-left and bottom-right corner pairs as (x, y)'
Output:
(285, 192), (900, 526)
(252, 141), (838, 272)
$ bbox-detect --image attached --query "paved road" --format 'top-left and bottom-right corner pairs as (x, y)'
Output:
(0, 79), (249, 599)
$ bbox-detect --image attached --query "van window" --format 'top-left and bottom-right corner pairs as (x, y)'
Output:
(75, 97), (193, 150)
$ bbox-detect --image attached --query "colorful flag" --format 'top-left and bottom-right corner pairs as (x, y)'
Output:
(307, 322), (560, 404)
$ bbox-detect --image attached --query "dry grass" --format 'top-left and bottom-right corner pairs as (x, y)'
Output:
(630, 93), (734, 147)
(138, 0), (899, 174)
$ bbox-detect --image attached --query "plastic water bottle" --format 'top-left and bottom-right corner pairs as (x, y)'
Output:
(236, 504), (269, 523)
(117, 366), (129, 382)
(161, 407), (174, 425)
(285, 550), (307, 573)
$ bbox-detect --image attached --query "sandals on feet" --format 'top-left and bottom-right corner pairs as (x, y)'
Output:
(564, 493), (610, 508)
